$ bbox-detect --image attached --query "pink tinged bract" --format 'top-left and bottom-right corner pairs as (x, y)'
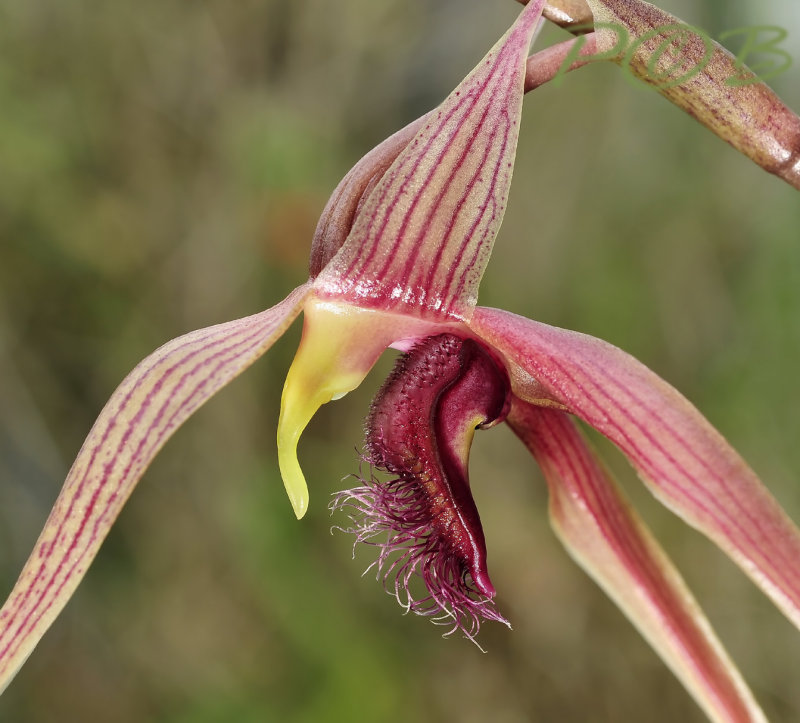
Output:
(507, 401), (766, 723)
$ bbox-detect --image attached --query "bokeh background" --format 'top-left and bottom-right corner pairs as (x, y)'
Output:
(1, 0), (799, 721)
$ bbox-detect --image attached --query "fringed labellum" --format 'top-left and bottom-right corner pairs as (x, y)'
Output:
(332, 334), (512, 640)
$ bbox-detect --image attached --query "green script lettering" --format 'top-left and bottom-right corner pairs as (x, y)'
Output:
(550, 22), (629, 88)
(623, 23), (713, 89)
(549, 22), (792, 90)
(719, 26), (793, 87)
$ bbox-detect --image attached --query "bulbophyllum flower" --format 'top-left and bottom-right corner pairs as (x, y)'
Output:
(1, 0), (799, 720)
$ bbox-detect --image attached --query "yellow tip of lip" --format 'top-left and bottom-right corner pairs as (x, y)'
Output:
(276, 368), (319, 520)
(278, 437), (309, 519)
(276, 297), (440, 519)
(278, 408), (316, 520)
(276, 300), (382, 520)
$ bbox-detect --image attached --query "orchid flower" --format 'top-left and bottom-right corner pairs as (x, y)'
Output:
(1, 1), (800, 720)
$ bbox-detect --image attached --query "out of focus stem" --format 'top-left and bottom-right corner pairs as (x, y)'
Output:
(519, 0), (800, 190)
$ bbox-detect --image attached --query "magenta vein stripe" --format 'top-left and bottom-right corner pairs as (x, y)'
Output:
(1, 327), (266, 664)
(349, 39), (511, 286)
(585, 372), (774, 567)
(543, 411), (663, 603)
(545, 357), (755, 541)
(371, 93), (482, 283)
(416, 104), (502, 294)
(436, 82), (517, 309)
(505, 343), (752, 566)
(544, 411), (733, 696)
(0, 313), (281, 662)
(402, 67), (509, 290)
(586, 358), (794, 578)
(380, 52), (512, 288)
(440, 112), (512, 314)
(539, 350), (799, 596)
(2, 332), (239, 657)
(341, 97), (465, 281)
(39, 323), (269, 623)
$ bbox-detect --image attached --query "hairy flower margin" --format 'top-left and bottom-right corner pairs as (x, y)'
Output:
(1, 1), (800, 720)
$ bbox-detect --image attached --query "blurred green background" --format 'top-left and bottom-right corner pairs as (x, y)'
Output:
(1, 0), (799, 721)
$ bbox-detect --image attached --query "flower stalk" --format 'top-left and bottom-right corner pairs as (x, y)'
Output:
(523, 0), (800, 189)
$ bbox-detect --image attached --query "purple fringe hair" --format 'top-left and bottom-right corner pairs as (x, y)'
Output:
(330, 460), (510, 644)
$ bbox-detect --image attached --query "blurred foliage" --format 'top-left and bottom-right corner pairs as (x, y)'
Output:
(1, 0), (799, 721)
